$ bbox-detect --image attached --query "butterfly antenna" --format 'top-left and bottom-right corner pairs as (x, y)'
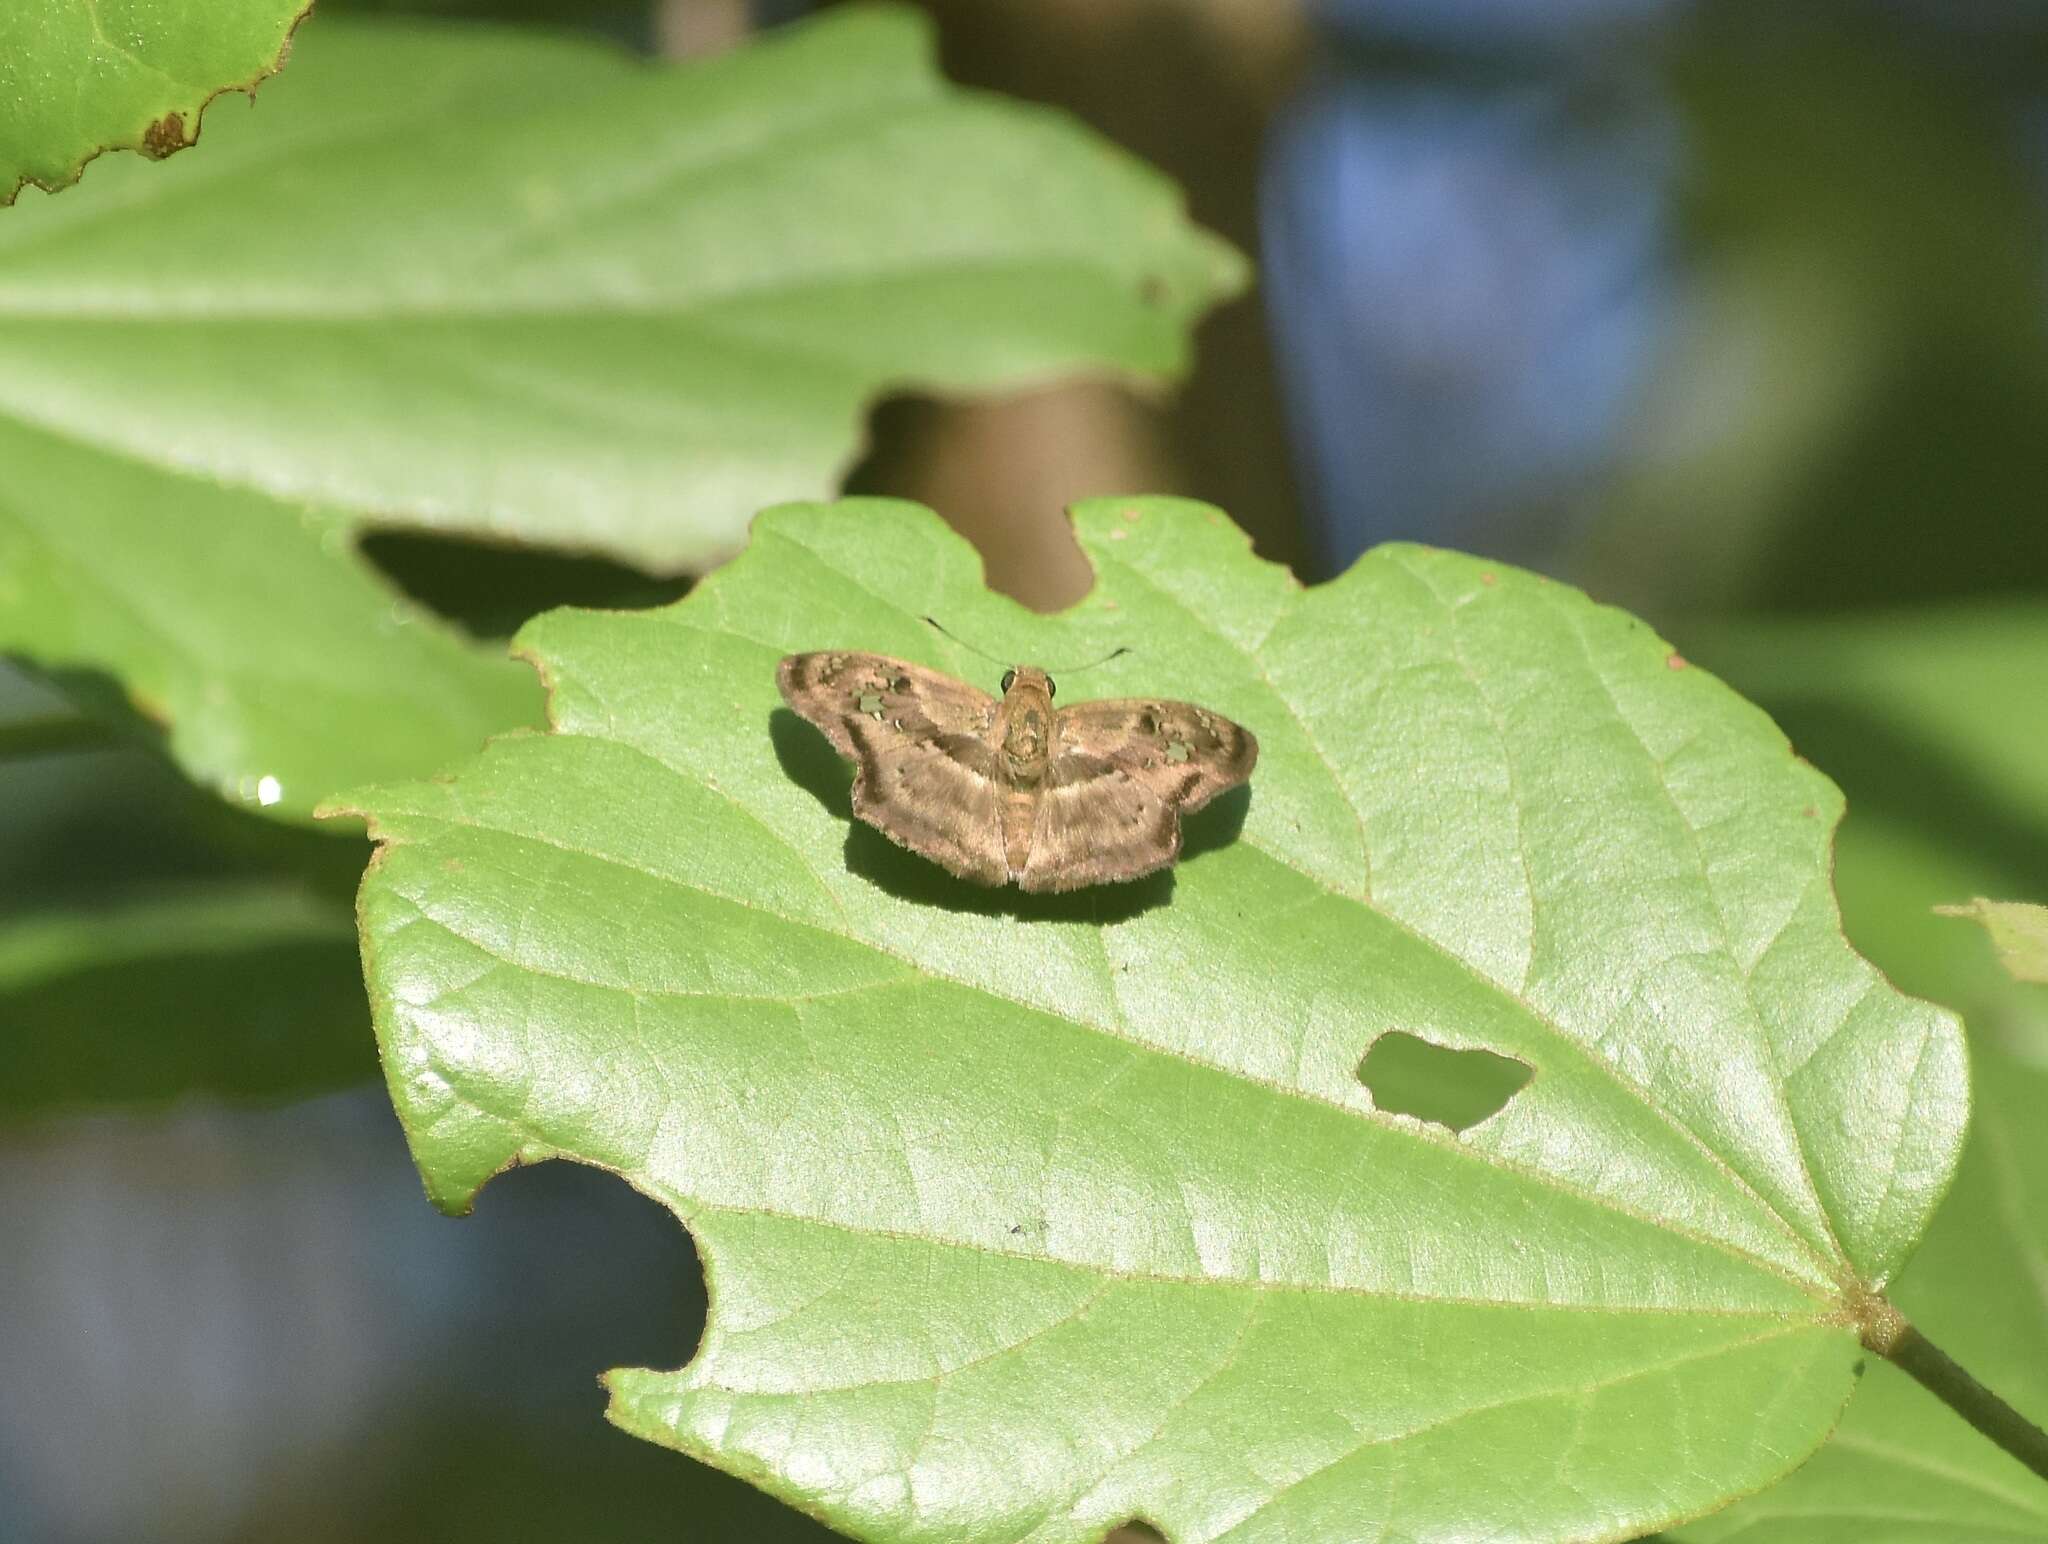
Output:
(924, 617), (1130, 674)
(922, 616), (1009, 667)
(1051, 645), (1132, 675)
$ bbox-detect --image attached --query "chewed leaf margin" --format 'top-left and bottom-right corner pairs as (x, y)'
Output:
(2, 1), (312, 204)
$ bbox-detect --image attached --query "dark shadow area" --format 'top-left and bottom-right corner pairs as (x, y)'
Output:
(1110, 1521), (1169, 1543)
(768, 705), (856, 818)
(359, 530), (692, 641)
(232, 1401), (837, 1544)
(1714, 695), (2048, 900)
(0, 938), (376, 1119)
(1358, 1031), (1533, 1133)
(1666, 1), (2048, 616)
(25, 661), (174, 751)
(1179, 783), (1253, 865)
(298, 1152), (835, 1542)
(771, 707), (1262, 925)
(1, 663), (370, 908)
(843, 820), (1176, 924)
(2, 1089), (837, 1543)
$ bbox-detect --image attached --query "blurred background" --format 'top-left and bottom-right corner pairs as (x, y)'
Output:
(5, 0), (2048, 1538)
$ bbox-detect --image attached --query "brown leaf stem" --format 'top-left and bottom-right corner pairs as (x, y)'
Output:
(1863, 1298), (2048, 1485)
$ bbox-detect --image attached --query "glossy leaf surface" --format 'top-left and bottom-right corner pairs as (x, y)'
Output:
(341, 498), (1965, 1542)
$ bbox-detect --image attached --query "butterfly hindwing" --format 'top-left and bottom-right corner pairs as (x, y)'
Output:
(1017, 698), (1259, 893)
(1019, 751), (1177, 893)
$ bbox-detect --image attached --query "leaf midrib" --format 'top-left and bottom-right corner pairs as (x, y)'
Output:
(0, 253), (1152, 326)
(417, 1022), (1822, 1322)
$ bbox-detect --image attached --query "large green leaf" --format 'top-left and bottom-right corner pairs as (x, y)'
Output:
(1672, 1046), (2048, 1542)
(0, 6), (1242, 821)
(0, 0), (308, 202)
(337, 498), (1967, 1541)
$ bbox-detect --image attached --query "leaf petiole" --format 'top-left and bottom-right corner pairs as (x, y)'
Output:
(1865, 1299), (2048, 1484)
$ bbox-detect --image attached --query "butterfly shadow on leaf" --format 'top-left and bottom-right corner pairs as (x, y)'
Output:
(770, 707), (1247, 924)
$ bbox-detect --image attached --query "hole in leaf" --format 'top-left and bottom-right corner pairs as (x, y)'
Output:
(1110, 1523), (1167, 1543)
(1357, 1032), (1532, 1133)
(361, 530), (691, 640)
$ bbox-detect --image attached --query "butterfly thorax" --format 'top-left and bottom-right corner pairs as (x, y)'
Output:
(991, 666), (1056, 871)
(992, 667), (1055, 785)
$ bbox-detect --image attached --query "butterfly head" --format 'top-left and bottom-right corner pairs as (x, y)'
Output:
(1000, 666), (1055, 700)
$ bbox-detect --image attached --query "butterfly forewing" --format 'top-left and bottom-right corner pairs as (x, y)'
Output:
(1050, 697), (1258, 812)
(777, 652), (1009, 885)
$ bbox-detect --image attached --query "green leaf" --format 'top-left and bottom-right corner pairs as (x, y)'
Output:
(0, 880), (373, 1117)
(0, 0), (308, 203)
(338, 498), (1965, 1542)
(0, 5), (1242, 823)
(1934, 899), (2048, 987)
(1672, 1046), (2048, 1543)
(0, 451), (545, 820)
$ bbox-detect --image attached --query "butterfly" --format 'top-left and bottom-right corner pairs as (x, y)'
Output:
(777, 651), (1258, 893)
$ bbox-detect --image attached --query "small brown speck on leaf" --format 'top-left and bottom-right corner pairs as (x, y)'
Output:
(443, 858), (465, 874)
(1108, 528), (1129, 541)
(142, 113), (187, 159)
(1667, 653), (1688, 670)
(1803, 806), (1818, 819)
(1121, 506), (1143, 523)
(1479, 572), (1497, 587)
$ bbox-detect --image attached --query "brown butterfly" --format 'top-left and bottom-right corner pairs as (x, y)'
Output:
(777, 651), (1258, 893)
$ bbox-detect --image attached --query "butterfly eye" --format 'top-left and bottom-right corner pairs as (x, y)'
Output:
(1045, 676), (1057, 699)
(1000, 669), (1016, 693)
